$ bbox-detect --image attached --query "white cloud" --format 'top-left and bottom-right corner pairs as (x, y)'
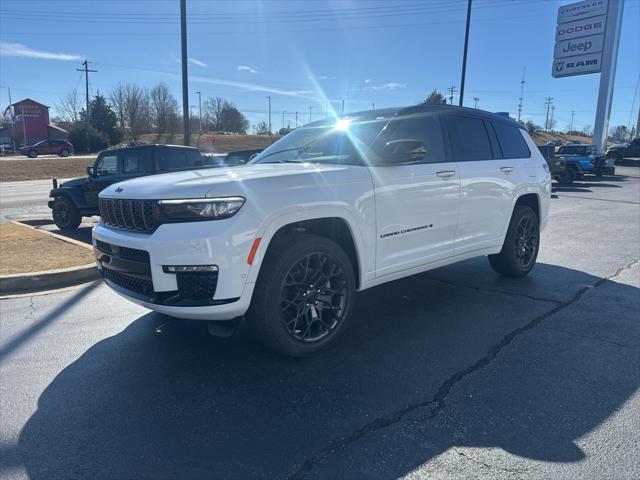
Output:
(191, 74), (312, 97)
(370, 82), (406, 91)
(308, 73), (336, 80)
(364, 79), (372, 84)
(238, 65), (258, 74)
(0, 42), (83, 61)
(188, 57), (207, 67)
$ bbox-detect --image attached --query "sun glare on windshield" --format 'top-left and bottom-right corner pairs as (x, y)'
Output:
(334, 118), (352, 131)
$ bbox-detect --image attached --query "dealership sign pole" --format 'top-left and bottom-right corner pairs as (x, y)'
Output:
(552, 0), (624, 154)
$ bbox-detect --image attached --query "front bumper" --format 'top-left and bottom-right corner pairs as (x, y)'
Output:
(92, 212), (259, 321)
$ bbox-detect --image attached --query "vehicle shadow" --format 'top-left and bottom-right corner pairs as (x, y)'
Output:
(19, 218), (95, 246)
(8, 260), (640, 479)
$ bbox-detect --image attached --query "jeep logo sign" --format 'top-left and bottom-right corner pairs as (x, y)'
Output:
(552, 53), (602, 78)
(554, 34), (604, 59)
(555, 15), (606, 41)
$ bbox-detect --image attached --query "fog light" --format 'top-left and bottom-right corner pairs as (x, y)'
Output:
(163, 265), (219, 273)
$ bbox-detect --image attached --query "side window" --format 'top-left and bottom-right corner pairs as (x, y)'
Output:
(158, 148), (198, 171)
(123, 149), (150, 174)
(492, 122), (531, 158)
(445, 116), (493, 161)
(95, 154), (119, 176)
(373, 113), (446, 164)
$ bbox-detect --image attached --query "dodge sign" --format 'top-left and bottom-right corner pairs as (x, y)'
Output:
(552, 0), (608, 78)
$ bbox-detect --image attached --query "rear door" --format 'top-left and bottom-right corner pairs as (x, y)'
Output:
(121, 148), (152, 180)
(371, 112), (460, 276)
(446, 116), (528, 255)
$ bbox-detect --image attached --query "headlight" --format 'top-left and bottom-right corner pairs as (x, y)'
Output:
(158, 196), (245, 221)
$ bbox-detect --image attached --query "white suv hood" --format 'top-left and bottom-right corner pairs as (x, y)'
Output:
(99, 163), (359, 200)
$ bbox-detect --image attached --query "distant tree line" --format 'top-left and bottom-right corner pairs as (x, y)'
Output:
(54, 83), (250, 151)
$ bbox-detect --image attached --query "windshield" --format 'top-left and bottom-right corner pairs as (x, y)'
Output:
(253, 115), (393, 165)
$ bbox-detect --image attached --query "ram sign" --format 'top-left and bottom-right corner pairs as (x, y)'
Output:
(552, 0), (607, 78)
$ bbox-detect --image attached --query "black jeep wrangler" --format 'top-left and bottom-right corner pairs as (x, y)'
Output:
(49, 144), (207, 230)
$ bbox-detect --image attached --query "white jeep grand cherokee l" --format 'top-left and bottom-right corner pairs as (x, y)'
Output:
(93, 105), (550, 356)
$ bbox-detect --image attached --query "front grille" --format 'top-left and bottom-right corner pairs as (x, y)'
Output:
(176, 272), (218, 301)
(99, 198), (157, 232)
(104, 268), (154, 298)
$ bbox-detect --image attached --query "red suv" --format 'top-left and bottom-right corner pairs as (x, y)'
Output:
(19, 140), (74, 158)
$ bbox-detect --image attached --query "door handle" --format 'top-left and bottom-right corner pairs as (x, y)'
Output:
(500, 166), (514, 173)
(436, 170), (456, 179)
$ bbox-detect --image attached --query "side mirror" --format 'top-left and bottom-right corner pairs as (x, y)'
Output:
(381, 139), (426, 165)
(87, 166), (96, 177)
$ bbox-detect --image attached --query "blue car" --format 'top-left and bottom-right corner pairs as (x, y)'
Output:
(555, 144), (609, 183)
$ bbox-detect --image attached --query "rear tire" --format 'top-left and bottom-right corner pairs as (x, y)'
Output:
(556, 169), (573, 184)
(52, 197), (82, 231)
(247, 233), (356, 357)
(59, 149), (70, 157)
(488, 205), (539, 277)
(27, 150), (38, 158)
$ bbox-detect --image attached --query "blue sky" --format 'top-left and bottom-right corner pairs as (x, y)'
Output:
(0, 0), (638, 133)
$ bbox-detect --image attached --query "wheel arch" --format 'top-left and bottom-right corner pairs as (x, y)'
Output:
(248, 214), (365, 289)
(50, 189), (83, 209)
(514, 193), (540, 220)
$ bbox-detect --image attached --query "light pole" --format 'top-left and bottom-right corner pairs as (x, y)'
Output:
(295, 111), (298, 127)
(282, 110), (286, 130)
(459, 0), (472, 106)
(371, 103), (375, 110)
(196, 91), (202, 133)
(570, 110), (575, 132)
(180, 0), (190, 145)
(266, 96), (272, 134)
(308, 106), (313, 123)
(473, 97), (479, 109)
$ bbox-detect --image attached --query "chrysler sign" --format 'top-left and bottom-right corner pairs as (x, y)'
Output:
(552, 0), (608, 78)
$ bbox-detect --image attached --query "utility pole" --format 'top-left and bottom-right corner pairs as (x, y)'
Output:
(341, 99), (345, 115)
(448, 86), (457, 105)
(459, 0), (472, 106)
(180, 0), (190, 145)
(473, 97), (479, 109)
(308, 106), (313, 123)
(544, 97), (553, 132)
(4, 87), (16, 150)
(570, 110), (575, 133)
(371, 103), (375, 110)
(295, 111), (298, 127)
(196, 91), (202, 133)
(266, 96), (272, 134)
(77, 60), (97, 152)
(550, 104), (555, 132)
(517, 66), (526, 122)
(282, 110), (286, 129)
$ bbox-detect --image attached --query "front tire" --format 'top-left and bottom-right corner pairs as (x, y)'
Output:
(247, 234), (356, 357)
(52, 197), (82, 231)
(27, 150), (38, 158)
(59, 149), (70, 157)
(488, 205), (540, 277)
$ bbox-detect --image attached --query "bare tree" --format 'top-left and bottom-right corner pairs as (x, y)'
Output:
(109, 84), (127, 130)
(149, 83), (179, 134)
(55, 88), (82, 123)
(202, 96), (227, 132)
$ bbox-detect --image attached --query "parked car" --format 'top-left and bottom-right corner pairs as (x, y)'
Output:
(554, 144), (610, 183)
(93, 105), (550, 357)
(224, 149), (263, 166)
(48, 144), (208, 230)
(537, 145), (566, 182)
(19, 139), (74, 158)
(607, 138), (640, 161)
(546, 139), (562, 147)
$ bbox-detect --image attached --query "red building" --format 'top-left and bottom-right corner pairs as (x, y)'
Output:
(12, 98), (50, 144)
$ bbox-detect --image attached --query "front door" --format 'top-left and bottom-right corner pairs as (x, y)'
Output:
(371, 112), (460, 277)
(83, 152), (120, 208)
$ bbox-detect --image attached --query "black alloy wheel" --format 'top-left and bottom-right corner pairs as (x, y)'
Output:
(59, 149), (70, 157)
(513, 215), (538, 270)
(280, 252), (348, 342)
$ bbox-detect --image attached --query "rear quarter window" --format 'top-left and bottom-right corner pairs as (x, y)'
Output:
(492, 123), (531, 159)
(158, 148), (203, 171)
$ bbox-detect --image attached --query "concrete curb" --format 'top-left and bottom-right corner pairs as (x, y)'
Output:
(0, 263), (101, 295)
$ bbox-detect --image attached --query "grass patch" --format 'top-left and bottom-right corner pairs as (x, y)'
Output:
(0, 223), (94, 275)
(1, 157), (92, 182)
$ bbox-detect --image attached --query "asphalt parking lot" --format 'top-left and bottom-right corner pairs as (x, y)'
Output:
(1, 167), (639, 479)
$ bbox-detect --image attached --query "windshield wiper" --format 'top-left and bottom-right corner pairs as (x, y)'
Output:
(257, 144), (313, 163)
